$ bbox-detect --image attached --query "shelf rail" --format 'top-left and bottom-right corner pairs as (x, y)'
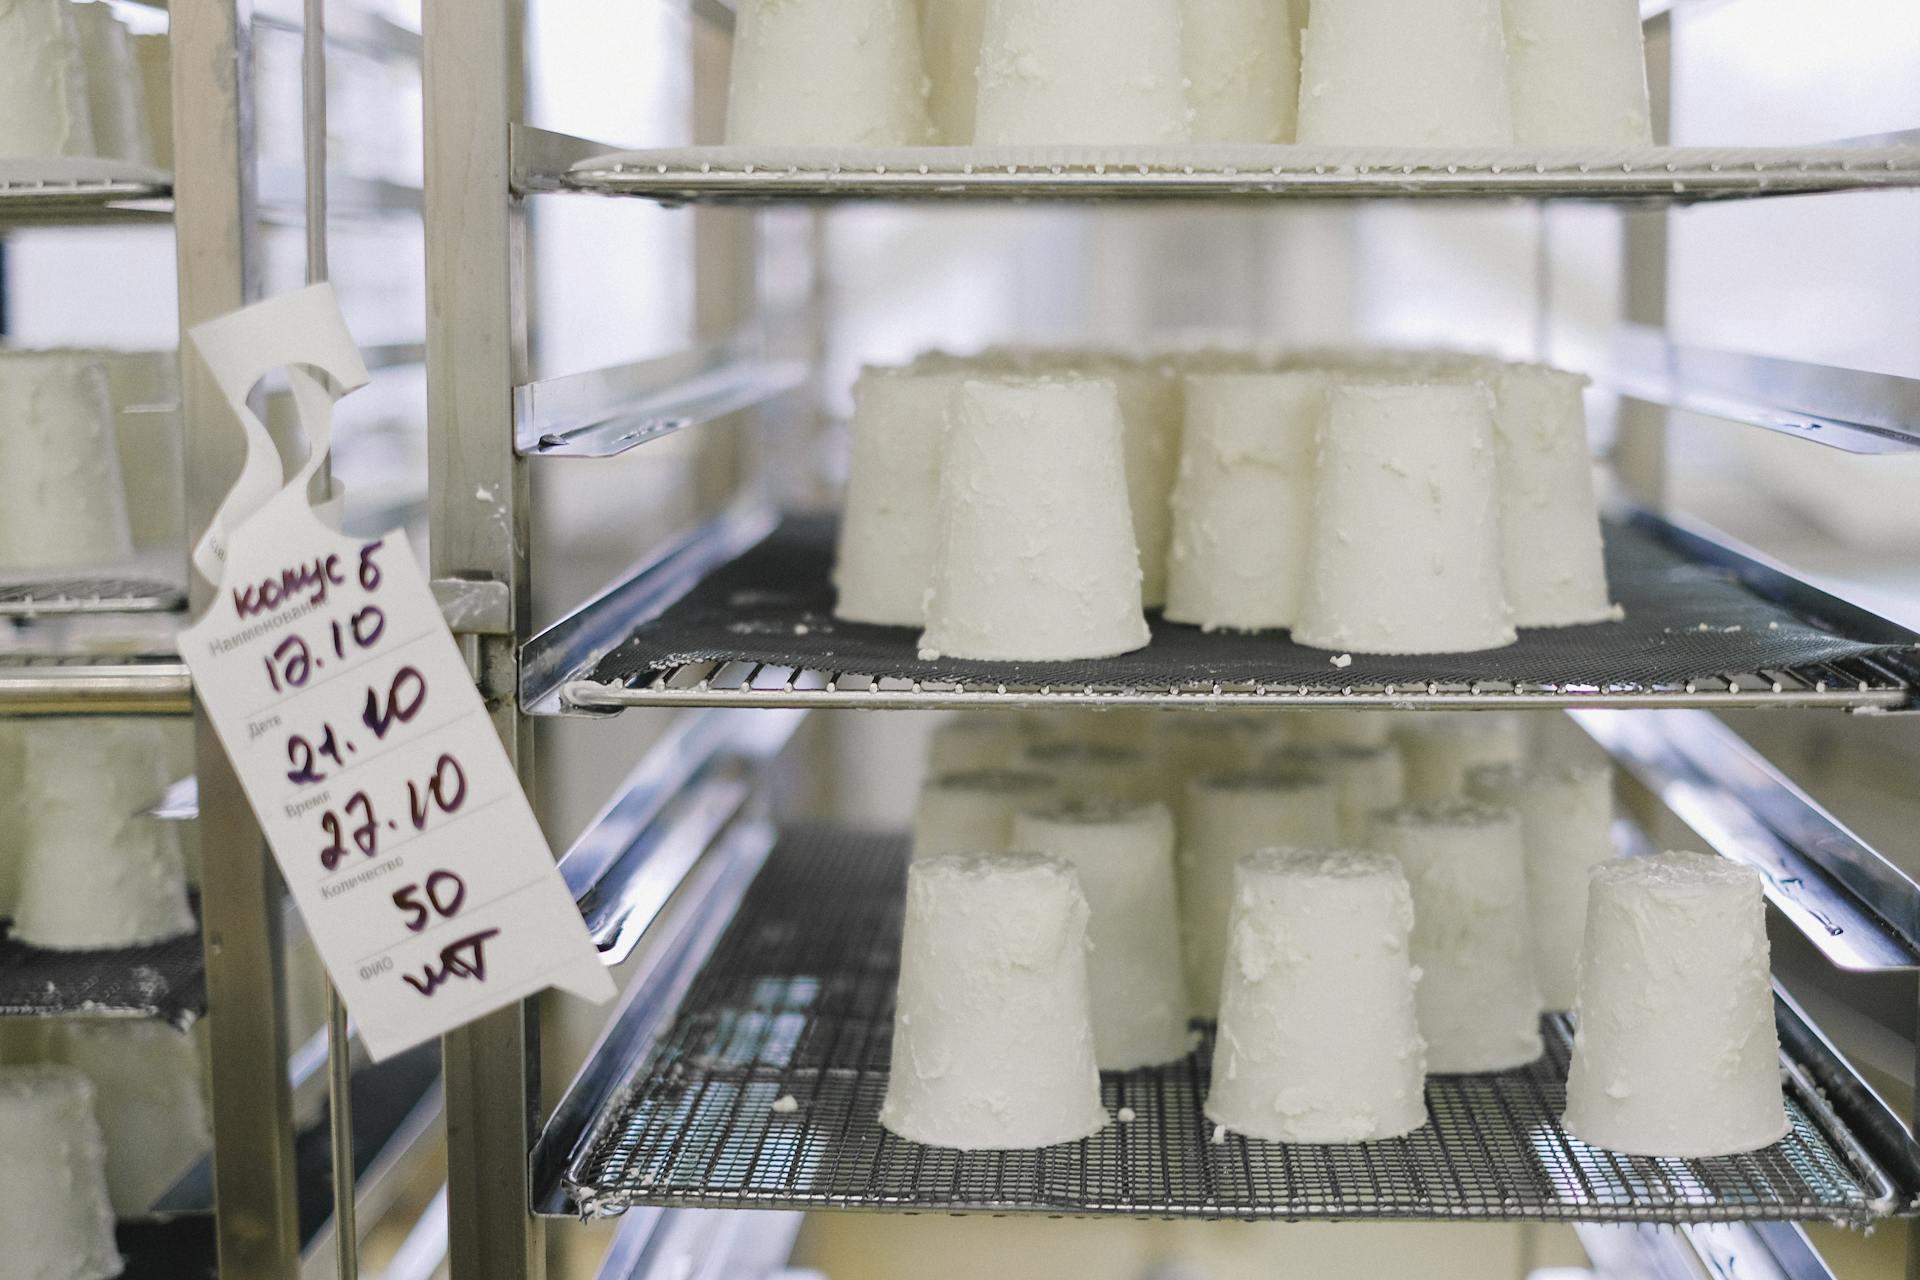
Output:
(559, 706), (806, 965)
(0, 654), (193, 715)
(520, 503), (778, 715)
(533, 820), (777, 1216)
(513, 336), (806, 459)
(1573, 707), (1920, 972)
(1605, 326), (1920, 455)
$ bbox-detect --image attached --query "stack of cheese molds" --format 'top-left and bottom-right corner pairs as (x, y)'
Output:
(834, 345), (1619, 662)
(724, 0), (1651, 147)
(878, 709), (1788, 1160)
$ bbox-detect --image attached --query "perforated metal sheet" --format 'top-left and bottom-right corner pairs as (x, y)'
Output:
(567, 515), (1918, 711)
(564, 827), (1890, 1225)
(0, 923), (205, 1028)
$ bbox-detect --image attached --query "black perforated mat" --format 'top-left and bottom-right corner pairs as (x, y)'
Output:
(576, 515), (1917, 700)
(0, 920), (205, 1028)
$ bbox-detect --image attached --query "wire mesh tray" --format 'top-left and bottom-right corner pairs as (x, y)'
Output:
(562, 826), (1901, 1226)
(554, 143), (1920, 205)
(0, 576), (186, 618)
(0, 920), (205, 1028)
(556, 513), (1920, 713)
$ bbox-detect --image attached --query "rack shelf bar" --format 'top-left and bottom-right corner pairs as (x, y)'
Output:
(0, 654), (193, 715)
(0, 576), (186, 618)
(1606, 326), (1920, 455)
(536, 143), (1920, 206)
(1574, 708), (1920, 972)
(513, 338), (806, 458)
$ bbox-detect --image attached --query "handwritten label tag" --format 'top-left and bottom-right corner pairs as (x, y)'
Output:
(180, 285), (613, 1061)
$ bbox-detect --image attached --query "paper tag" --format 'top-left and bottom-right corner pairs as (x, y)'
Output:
(180, 285), (614, 1061)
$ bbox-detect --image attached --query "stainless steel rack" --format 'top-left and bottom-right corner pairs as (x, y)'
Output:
(527, 509), (1920, 715)
(549, 825), (1920, 1229)
(408, 4), (1920, 1279)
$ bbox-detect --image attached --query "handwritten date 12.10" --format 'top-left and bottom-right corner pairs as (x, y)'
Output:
(319, 752), (469, 871)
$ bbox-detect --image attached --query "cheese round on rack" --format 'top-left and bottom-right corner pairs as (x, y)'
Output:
(1165, 372), (1325, 633)
(1468, 760), (1617, 1010)
(834, 367), (966, 627)
(1395, 711), (1527, 802)
(58, 1022), (211, 1217)
(927, 713), (1028, 774)
(1012, 801), (1191, 1069)
(1368, 803), (1543, 1073)
(1018, 741), (1153, 804)
(1183, 0), (1298, 143)
(920, 378), (1150, 662)
(881, 853), (1109, 1150)
(1285, 709), (1395, 751)
(70, 0), (151, 166)
(1268, 743), (1406, 844)
(0, 0), (96, 159)
(972, 0), (1190, 145)
(13, 718), (194, 951)
(911, 768), (1062, 861)
(1207, 850), (1428, 1143)
(1564, 853), (1787, 1157)
(1293, 384), (1516, 656)
(1502, 0), (1653, 145)
(1149, 715), (1272, 811)
(725, 0), (933, 145)
(1487, 364), (1618, 627)
(1178, 769), (1341, 1017)
(975, 351), (1181, 607)
(0, 352), (136, 572)
(921, 0), (989, 143)
(0, 1067), (122, 1280)
(1295, 0), (1514, 146)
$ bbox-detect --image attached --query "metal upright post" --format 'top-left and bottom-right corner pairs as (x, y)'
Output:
(422, 1), (540, 1276)
(1616, 10), (1674, 510)
(172, 0), (304, 1275)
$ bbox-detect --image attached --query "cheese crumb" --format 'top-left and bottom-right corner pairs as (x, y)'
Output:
(771, 1094), (799, 1114)
(1117, 1107), (1136, 1124)
(1331, 653), (1353, 669)
(1211, 1124), (1228, 1145)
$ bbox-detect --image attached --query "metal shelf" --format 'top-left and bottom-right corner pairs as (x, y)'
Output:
(0, 654), (193, 716)
(1576, 708), (1920, 973)
(551, 825), (1920, 1226)
(0, 160), (173, 226)
(0, 922), (205, 1027)
(0, 576), (186, 619)
(527, 509), (1920, 715)
(521, 134), (1920, 206)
